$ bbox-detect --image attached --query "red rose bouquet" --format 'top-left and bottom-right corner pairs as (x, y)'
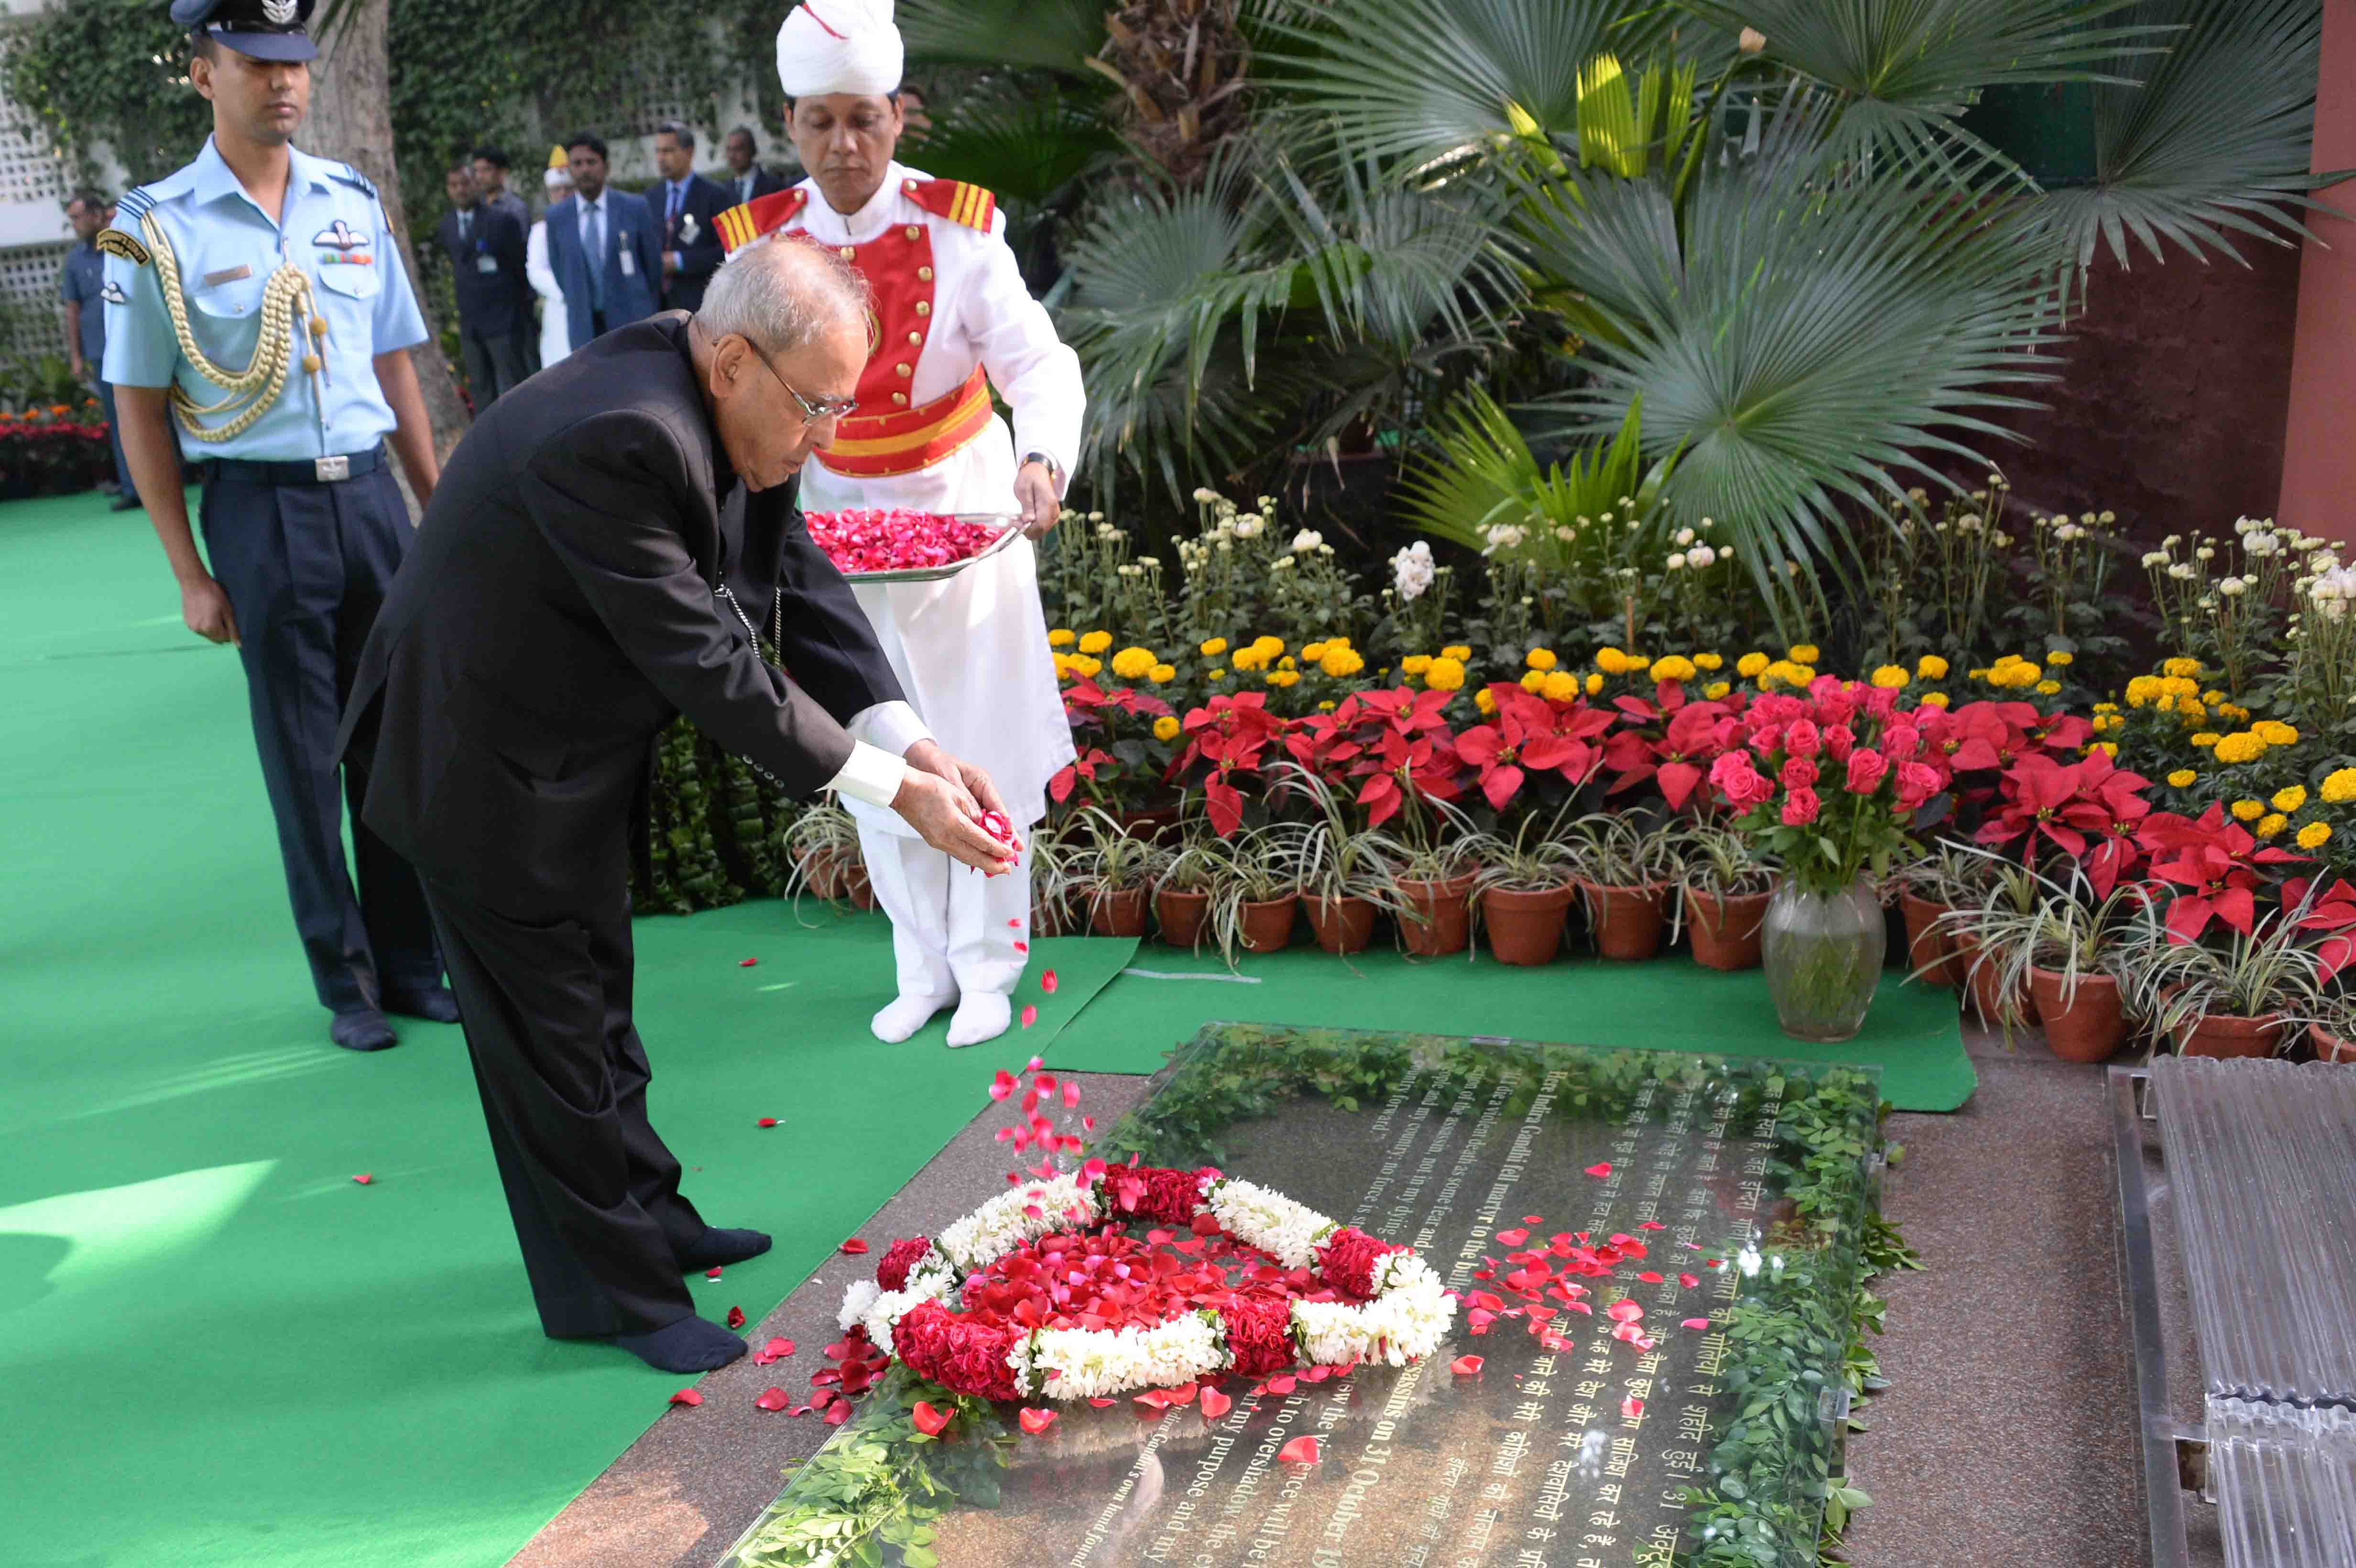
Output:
(1707, 678), (1933, 897)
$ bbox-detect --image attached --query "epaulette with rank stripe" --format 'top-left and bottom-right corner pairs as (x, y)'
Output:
(113, 186), (156, 224)
(901, 177), (995, 232)
(328, 163), (378, 199)
(716, 187), (809, 255)
(96, 185), (156, 265)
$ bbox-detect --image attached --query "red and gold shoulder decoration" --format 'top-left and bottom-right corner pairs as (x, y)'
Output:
(900, 177), (996, 233)
(715, 187), (809, 255)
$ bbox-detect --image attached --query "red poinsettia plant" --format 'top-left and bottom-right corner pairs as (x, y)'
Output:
(1167, 691), (1288, 836)
(1706, 679), (1938, 898)
(1602, 680), (1747, 811)
(1050, 679), (1178, 814)
(1974, 750), (2156, 898)
(1285, 686), (1464, 838)
(2143, 804), (2312, 944)
(1453, 686), (1614, 814)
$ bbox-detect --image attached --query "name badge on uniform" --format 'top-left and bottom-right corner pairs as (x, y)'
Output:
(618, 248), (637, 278)
(202, 264), (253, 288)
(476, 253), (500, 274)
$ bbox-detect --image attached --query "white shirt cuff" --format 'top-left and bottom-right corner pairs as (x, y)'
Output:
(826, 740), (909, 810)
(850, 700), (933, 757)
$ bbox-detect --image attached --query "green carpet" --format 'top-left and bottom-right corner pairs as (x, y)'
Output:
(1053, 942), (1976, 1113)
(0, 493), (1133, 1568)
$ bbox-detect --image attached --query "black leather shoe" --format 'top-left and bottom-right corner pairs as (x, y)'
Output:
(383, 986), (461, 1024)
(330, 1009), (399, 1052)
(109, 493), (143, 512)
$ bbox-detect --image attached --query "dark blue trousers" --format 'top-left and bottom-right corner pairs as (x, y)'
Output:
(96, 381), (136, 499)
(199, 463), (440, 1014)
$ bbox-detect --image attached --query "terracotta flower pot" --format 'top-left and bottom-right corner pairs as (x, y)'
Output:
(1237, 895), (1299, 954)
(1482, 884), (1574, 966)
(844, 858), (874, 910)
(1950, 933), (2028, 1025)
(1685, 887), (1772, 972)
(2312, 1024), (2356, 1063)
(1116, 805), (1183, 845)
(1899, 892), (1965, 986)
(2173, 1010), (2287, 1059)
(1397, 874), (1476, 957)
(1088, 883), (1151, 938)
(2028, 968), (2128, 1063)
(798, 848), (848, 900)
(1155, 886), (1212, 949)
(1579, 881), (1670, 961)
(1304, 893), (1378, 956)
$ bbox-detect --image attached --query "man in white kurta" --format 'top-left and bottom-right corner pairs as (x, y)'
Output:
(724, 0), (1079, 1047)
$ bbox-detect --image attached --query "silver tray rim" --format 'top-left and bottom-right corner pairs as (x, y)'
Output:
(821, 512), (1026, 584)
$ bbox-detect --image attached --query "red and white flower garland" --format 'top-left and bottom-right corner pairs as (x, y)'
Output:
(834, 1165), (1454, 1404)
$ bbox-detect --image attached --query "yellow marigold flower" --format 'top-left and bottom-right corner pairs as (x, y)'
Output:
(1526, 648), (1559, 671)
(1401, 654), (1432, 676)
(1149, 664), (1177, 684)
(1651, 655), (1699, 683)
(1326, 634), (1351, 648)
(2047, 650), (2074, 666)
(1736, 652), (1770, 678)
(1969, 668), (1991, 682)
(2214, 732), (2268, 765)
(2232, 799), (2265, 821)
(1318, 699), (1337, 712)
(2204, 690), (2230, 706)
(1230, 647), (1265, 672)
(1789, 643), (1820, 664)
(1199, 637), (1228, 657)
(1253, 635), (1284, 655)
(2094, 701), (2119, 713)
(1301, 641), (1328, 663)
(1520, 670), (1546, 693)
(1079, 630), (1113, 654)
(1152, 715), (1181, 742)
(1765, 660), (1813, 687)
(2217, 704), (2251, 726)
(1265, 669), (1301, 687)
(1540, 670), (1579, 702)
(1916, 654), (1949, 680)
(1695, 652), (1724, 672)
(2191, 731), (2222, 749)
(1625, 656), (1652, 677)
(2273, 784), (2309, 813)
(1423, 655), (1466, 692)
(1442, 644), (1472, 661)
(2174, 694), (2208, 719)
(1705, 680), (1732, 699)
(1919, 691), (1952, 709)
(2255, 720), (2300, 746)
(1207, 667), (1227, 682)
(1319, 647), (1365, 678)
(2324, 768), (2356, 804)
(2168, 769), (2198, 788)
(2124, 676), (2159, 708)
(1596, 646), (1630, 675)
(2258, 813), (2289, 840)
(1110, 646), (1157, 680)
(2299, 821), (2334, 850)
(1475, 688), (1498, 715)
(2163, 656), (2202, 679)
(1048, 629), (1077, 648)
(1870, 665), (1910, 689)
(1585, 672), (1605, 696)
(2037, 679), (2062, 696)
(1278, 655), (1297, 671)
(2090, 741), (2118, 758)
(2159, 675), (2198, 698)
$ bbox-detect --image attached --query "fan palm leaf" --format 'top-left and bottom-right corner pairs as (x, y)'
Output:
(1400, 390), (1667, 552)
(898, 0), (1109, 78)
(907, 84), (1123, 208)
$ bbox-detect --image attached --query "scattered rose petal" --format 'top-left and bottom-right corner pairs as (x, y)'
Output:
(1583, 1162), (1613, 1178)
(1014, 940), (1029, 954)
(1134, 1390), (1171, 1410)
(1637, 1272), (1663, 1284)
(755, 1387), (790, 1411)
(1162, 1383), (1199, 1405)
(1607, 1299), (1645, 1324)
(1679, 1273), (1701, 1289)
(840, 1238), (869, 1255)
(1019, 1406), (1058, 1435)
(912, 1401), (953, 1437)
(738, 958), (758, 968)
(1009, 918), (1021, 928)
(757, 1116), (778, 1128)
(823, 1401), (851, 1425)
(351, 1174), (372, 1185)
(1622, 1395), (1645, 1420)
(1020, 1005), (1038, 1029)
(705, 1267), (723, 1281)
(1451, 1355), (1484, 1375)
(1088, 1397), (1115, 1408)
(1200, 1387), (1233, 1419)
(726, 1306), (746, 1330)
(1040, 970), (1059, 994)
(1638, 1220), (1667, 1231)
(755, 1337), (795, 1364)
(1494, 1228), (1528, 1247)
(667, 1389), (703, 1408)
(1062, 1081), (1080, 1108)
(1681, 1318), (1712, 1330)
(1523, 1214), (1545, 1224)
(1278, 1435), (1321, 1465)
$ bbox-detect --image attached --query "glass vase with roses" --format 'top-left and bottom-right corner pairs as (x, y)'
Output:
(1707, 680), (1942, 1041)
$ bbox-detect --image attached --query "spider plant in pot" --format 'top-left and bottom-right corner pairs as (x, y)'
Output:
(2117, 893), (2324, 1060)
(1674, 822), (1778, 972)
(1942, 854), (2142, 1062)
(1279, 762), (1412, 956)
(1466, 806), (1578, 967)
(1027, 811), (1091, 938)
(1932, 858), (2045, 1031)
(1892, 842), (1990, 988)
(1558, 811), (1681, 962)
(784, 798), (861, 906)
(1203, 821), (1314, 964)
(1154, 822), (1223, 951)
(2309, 991), (2356, 1064)
(1386, 796), (1484, 958)
(1068, 805), (1172, 939)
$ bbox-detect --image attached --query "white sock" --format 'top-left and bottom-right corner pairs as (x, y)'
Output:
(944, 991), (1012, 1049)
(871, 992), (953, 1044)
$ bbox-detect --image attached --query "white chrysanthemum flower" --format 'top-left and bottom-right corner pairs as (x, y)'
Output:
(1687, 544), (1716, 569)
(862, 1281), (950, 1358)
(838, 1279), (882, 1333)
(1290, 529), (1324, 554)
(1208, 1178), (1334, 1269)
(1666, 552), (1687, 571)
(1030, 1313), (1227, 1401)
(1391, 540), (1436, 602)
(937, 1174), (1100, 1272)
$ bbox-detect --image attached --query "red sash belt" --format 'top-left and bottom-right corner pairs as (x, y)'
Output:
(817, 367), (993, 479)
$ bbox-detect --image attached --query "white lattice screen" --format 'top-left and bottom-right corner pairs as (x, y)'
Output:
(0, 82), (69, 212)
(0, 242), (68, 369)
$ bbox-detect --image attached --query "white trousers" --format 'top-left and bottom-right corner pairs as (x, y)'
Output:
(859, 826), (1033, 1002)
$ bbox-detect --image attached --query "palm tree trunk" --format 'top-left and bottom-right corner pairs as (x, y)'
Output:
(305, 0), (471, 495)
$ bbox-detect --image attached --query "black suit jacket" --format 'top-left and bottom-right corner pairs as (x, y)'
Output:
(657, 174), (732, 311)
(719, 166), (792, 207)
(338, 312), (902, 920)
(436, 203), (531, 338)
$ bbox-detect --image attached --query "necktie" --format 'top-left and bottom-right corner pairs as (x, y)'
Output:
(740, 174), (752, 203)
(581, 200), (605, 307)
(458, 210), (471, 242)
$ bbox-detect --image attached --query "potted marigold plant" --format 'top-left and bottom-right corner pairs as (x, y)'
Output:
(1559, 811), (1682, 960)
(1707, 685), (1939, 1041)
(1675, 823), (1778, 972)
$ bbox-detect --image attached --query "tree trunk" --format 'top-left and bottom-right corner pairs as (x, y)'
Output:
(305, 0), (470, 508)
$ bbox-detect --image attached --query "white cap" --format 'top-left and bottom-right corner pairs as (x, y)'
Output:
(776, 0), (902, 99)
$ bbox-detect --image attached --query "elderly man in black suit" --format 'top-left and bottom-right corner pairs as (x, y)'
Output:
(338, 240), (1018, 1373)
(435, 161), (532, 404)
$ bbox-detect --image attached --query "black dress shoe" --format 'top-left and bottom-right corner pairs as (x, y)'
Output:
(109, 493), (143, 512)
(384, 986), (461, 1024)
(330, 1009), (399, 1052)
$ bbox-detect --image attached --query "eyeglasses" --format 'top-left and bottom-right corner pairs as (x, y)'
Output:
(741, 339), (860, 422)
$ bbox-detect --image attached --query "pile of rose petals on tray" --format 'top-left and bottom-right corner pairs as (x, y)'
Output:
(806, 508), (1005, 575)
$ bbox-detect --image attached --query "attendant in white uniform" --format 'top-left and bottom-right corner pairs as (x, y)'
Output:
(723, 0), (1080, 1048)
(523, 147), (574, 369)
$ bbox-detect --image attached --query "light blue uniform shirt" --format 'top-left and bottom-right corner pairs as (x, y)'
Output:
(101, 136), (428, 462)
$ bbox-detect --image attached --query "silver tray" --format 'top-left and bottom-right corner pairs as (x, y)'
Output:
(827, 512), (1025, 584)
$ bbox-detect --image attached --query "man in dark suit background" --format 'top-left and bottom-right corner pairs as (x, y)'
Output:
(540, 132), (661, 349)
(720, 125), (790, 206)
(337, 240), (1017, 1373)
(434, 162), (533, 405)
(651, 121), (730, 311)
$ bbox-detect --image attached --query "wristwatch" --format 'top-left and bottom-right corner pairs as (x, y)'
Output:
(1021, 450), (1063, 488)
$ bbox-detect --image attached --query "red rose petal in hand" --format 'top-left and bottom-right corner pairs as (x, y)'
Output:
(1622, 1396), (1646, 1420)
(840, 1238), (870, 1255)
(912, 1401), (953, 1437)
(1199, 1387), (1233, 1419)
(726, 1306), (746, 1330)
(1278, 1435), (1321, 1465)
(1019, 1407), (1058, 1435)
(667, 1388), (703, 1408)
(755, 1387), (790, 1411)
(1451, 1355), (1484, 1376)
(1583, 1162), (1613, 1178)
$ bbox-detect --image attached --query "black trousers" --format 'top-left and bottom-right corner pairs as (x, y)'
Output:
(424, 875), (706, 1338)
(199, 465), (440, 1014)
(97, 380), (137, 499)
(457, 321), (531, 406)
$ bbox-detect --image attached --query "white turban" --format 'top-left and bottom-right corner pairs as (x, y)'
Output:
(777, 0), (903, 100)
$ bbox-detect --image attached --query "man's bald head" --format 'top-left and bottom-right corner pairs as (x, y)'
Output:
(697, 236), (871, 359)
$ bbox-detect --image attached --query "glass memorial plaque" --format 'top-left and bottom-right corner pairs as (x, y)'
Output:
(721, 1024), (1881, 1568)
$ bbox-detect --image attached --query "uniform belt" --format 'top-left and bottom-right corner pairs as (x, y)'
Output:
(817, 369), (995, 479)
(204, 445), (386, 487)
